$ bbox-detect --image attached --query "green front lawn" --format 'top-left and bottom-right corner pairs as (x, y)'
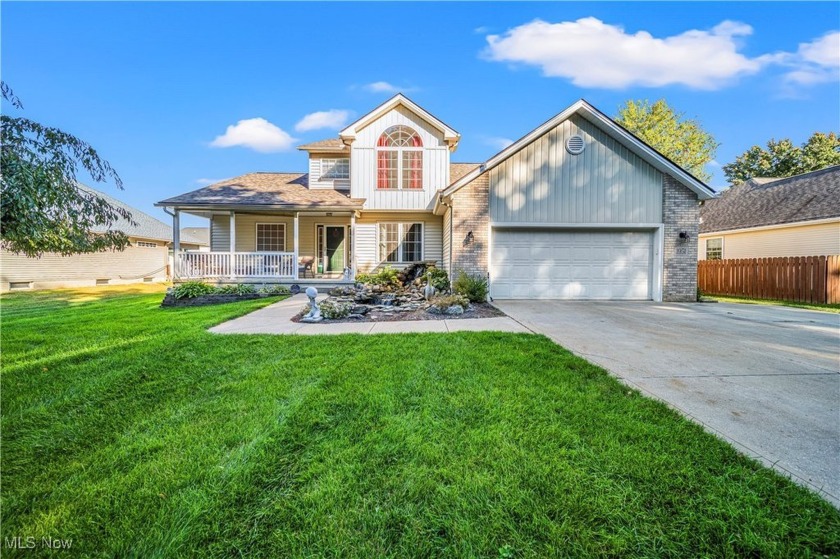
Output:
(2, 286), (838, 558)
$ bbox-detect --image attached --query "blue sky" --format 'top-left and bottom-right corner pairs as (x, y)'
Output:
(2, 2), (838, 228)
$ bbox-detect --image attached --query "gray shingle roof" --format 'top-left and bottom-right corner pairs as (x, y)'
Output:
(700, 166), (840, 234)
(78, 183), (191, 243)
(157, 173), (365, 209)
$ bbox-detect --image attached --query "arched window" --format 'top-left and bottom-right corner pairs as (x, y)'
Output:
(376, 125), (423, 189)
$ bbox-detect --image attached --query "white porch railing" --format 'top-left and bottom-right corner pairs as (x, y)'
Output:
(177, 251), (296, 279)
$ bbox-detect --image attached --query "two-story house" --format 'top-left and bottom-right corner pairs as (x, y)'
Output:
(157, 94), (714, 301)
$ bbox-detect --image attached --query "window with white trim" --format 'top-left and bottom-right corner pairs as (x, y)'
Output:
(376, 125), (423, 189)
(136, 241), (158, 248)
(256, 223), (285, 251)
(705, 238), (723, 260)
(319, 158), (349, 180)
(378, 223), (423, 262)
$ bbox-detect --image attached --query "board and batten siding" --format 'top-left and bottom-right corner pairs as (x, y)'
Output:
(1, 241), (169, 291)
(308, 154), (351, 191)
(350, 104), (450, 211)
(699, 221), (840, 260)
(354, 212), (443, 273)
(490, 114), (663, 224)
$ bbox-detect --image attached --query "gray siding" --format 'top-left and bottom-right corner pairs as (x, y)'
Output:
(490, 114), (663, 224)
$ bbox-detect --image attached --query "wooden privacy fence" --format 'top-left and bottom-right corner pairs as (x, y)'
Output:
(698, 255), (840, 304)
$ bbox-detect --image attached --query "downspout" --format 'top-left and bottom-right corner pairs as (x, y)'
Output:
(438, 193), (454, 278)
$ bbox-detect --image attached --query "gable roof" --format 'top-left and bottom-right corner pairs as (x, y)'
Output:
(78, 183), (192, 243)
(339, 93), (460, 149)
(156, 173), (365, 211)
(441, 99), (715, 201)
(700, 166), (840, 234)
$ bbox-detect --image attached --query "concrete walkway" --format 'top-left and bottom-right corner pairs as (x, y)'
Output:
(209, 294), (531, 335)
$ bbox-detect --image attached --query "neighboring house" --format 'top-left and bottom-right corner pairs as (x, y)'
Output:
(1, 184), (207, 292)
(181, 227), (211, 251)
(699, 166), (840, 261)
(157, 95), (714, 301)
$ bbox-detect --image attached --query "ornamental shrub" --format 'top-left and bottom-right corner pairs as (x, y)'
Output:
(430, 293), (469, 310)
(320, 299), (353, 319)
(356, 266), (400, 287)
(173, 281), (216, 299)
(453, 271), (489, 303)
(425, 266), (450, 292)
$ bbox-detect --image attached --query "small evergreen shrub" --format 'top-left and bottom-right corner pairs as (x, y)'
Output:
(173, 281), (216, 299)
(320, 299), (353, 319)
(430, 293), (469, 310)
(453, 271), (489, 303)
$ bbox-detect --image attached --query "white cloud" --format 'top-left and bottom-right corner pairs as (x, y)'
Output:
(483, 17), (767, 89)
(294, 109), (351, 132)
(780, 31), (840, 85)
(361, 81), (418, 94)
(484, 136), (514, 150)
(210, 118), (296, 153)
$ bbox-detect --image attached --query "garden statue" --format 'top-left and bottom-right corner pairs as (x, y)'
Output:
(424, 271), (436, 301)
(301, 286), (323, 322)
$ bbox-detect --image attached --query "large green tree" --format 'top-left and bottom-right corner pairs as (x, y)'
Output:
(1, 82), (133, 257)
(722, 132), (840, 185)
(615, 99), (718, 183)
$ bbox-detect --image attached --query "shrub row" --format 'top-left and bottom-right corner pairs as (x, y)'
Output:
(173, 281), (290, 300)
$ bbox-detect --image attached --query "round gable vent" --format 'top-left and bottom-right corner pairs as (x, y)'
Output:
(566, 134), (586, 155)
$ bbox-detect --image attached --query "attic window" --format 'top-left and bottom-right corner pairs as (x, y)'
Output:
(566, 135), (585, 155)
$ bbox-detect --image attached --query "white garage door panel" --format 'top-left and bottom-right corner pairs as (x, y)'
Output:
(492, 230), (653, 300)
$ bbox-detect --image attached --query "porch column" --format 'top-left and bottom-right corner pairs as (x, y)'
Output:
(293, 212), (299, 280)
(350, 212), (357, 280)
(172, 209), (180, 279)
(229, 211), (236, 280)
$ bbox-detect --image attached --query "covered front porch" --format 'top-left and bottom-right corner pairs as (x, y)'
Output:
(170, 209), (358, 283)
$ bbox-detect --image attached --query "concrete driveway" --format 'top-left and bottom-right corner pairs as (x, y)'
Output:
(494, 300), (840, 506)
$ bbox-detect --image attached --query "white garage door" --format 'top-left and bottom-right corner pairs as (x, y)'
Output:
(491, 229), (653, 300)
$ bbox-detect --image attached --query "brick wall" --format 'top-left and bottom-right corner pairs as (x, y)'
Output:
(449, 173), (489, 278)
(663, 174), (700, 301)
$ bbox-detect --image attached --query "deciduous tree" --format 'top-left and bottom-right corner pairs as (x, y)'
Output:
(615, 99), (718, 183)
(722, 132), (840, 185)
(1, 81), (133, 257)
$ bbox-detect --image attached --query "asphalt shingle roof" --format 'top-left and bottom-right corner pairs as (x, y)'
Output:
(700, 166), (840, 234)
(297, 138), (347, 151)
(78, 183), (206, 244)
(157, 173), (365, 209)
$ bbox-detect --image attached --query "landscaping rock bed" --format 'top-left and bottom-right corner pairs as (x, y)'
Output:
(291, 282), (505, 323)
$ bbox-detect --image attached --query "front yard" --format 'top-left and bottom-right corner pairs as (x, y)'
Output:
(2, 285), (838, 557)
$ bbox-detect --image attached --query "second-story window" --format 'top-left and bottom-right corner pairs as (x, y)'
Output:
(376, 125), (423, 190)
(320, 158), (349, 180)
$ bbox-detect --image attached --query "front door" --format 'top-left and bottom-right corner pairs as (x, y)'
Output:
(324, 226), (345, 273)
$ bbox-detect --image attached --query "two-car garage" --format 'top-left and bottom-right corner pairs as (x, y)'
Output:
(490, 229), (656, 300)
